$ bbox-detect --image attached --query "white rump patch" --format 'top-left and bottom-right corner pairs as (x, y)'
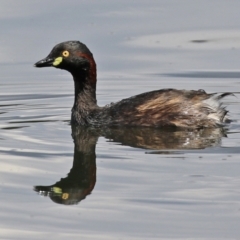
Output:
(202, 94), (227, 123)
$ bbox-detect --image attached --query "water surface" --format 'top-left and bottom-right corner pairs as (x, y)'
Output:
(0, 1), (240, 239)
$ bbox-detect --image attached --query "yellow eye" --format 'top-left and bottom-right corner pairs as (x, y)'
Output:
(62, 50), (70, 57)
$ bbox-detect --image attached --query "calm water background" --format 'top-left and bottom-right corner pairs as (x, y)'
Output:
(1, 0), (240, 239)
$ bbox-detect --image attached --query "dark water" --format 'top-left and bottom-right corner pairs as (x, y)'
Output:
(1, 1), (240, 239)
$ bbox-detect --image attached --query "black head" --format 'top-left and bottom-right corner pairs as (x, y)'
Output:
(34, 41), (94, 73)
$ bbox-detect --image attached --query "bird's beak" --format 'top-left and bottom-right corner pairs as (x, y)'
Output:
(34, 56), (54, 68)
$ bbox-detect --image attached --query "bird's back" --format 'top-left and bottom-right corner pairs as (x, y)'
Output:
(105, 89), (231, 128)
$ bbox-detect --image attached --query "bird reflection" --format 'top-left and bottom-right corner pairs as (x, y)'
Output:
(34, 126), (227, 205)
(34, 127), (97, 205)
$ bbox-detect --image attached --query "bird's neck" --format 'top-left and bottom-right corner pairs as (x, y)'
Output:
(72, 72), (98, 110)
(72, 54), (97, 110)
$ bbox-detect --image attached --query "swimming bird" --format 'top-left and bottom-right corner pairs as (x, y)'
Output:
(34, 41), (231, 129)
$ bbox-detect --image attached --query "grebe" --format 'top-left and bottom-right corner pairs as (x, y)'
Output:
(35, 41), (231, 129)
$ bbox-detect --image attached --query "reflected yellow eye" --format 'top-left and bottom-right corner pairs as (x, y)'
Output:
(62, 193), (69, 200)
(62, 50), (70, 57)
